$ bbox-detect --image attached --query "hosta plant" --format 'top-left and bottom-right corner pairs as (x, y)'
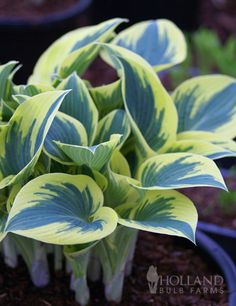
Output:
(1, 18), (236, 305)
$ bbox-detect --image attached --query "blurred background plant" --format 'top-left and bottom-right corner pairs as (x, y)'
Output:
(168, 28), (236, 90)
(218, 167), (236, 216)
(219, 190), (236, 216)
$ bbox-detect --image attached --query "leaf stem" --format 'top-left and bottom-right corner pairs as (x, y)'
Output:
(54, 245), (63, 271)
(2, 235), (18, 268)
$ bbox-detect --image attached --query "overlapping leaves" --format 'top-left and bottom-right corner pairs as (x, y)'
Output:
(0, 18), (232, 257)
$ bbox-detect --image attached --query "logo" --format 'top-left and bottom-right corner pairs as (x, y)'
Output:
(147, 265), (159, 294)
(146, 265), (224, 295)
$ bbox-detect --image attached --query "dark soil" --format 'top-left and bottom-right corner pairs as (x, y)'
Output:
(83, 57), (118, 87)
(182, 177), (236, 230)
(0, 232), (228, 305)
(0, 0), (79, 22)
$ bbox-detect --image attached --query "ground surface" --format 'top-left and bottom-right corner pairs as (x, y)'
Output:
(183, 176), (236, 230)
(0, 232), (228, 306)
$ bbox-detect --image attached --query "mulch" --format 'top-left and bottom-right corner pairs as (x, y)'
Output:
(182, 177), (236, 230)
(0, 232), (228, 305)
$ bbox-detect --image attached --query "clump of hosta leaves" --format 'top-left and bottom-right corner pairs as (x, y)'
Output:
(0, 18), (236, 305)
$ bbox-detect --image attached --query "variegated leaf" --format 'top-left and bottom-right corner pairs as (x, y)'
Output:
(136, 153), (226, 190)
(0, 61), (18, 101)
(113, 19), (187, 72)
(1, 100), (15, 121)
(29, 18), (126, 84)
(166, 139), (236, 160)
(0, 91), (68, 189)
(94, 109), (130, 148)
(56, 134), (122, 171)
(178, 131), (236, 155)
(58, 73), (98, 145)
(59, 19), (127, 78)
(6, 174), (118, 245)
(117, 189), (197, 242)
(15, 83), (54, 97)
(101, 44), (178, 156)
(104, 151), (140, 208)
(64, 241), (98, 258)
(58, 42), (98, 79)
(89, 80), (123, 118)
(0, 211), (7, 242)
(44, 112), (88, 164)
(12, 95), (29, 105)
(79, 166), (108, 192)
(173, 75), (236, 138)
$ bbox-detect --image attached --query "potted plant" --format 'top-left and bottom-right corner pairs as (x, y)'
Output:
(1, 18), (236, 305)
